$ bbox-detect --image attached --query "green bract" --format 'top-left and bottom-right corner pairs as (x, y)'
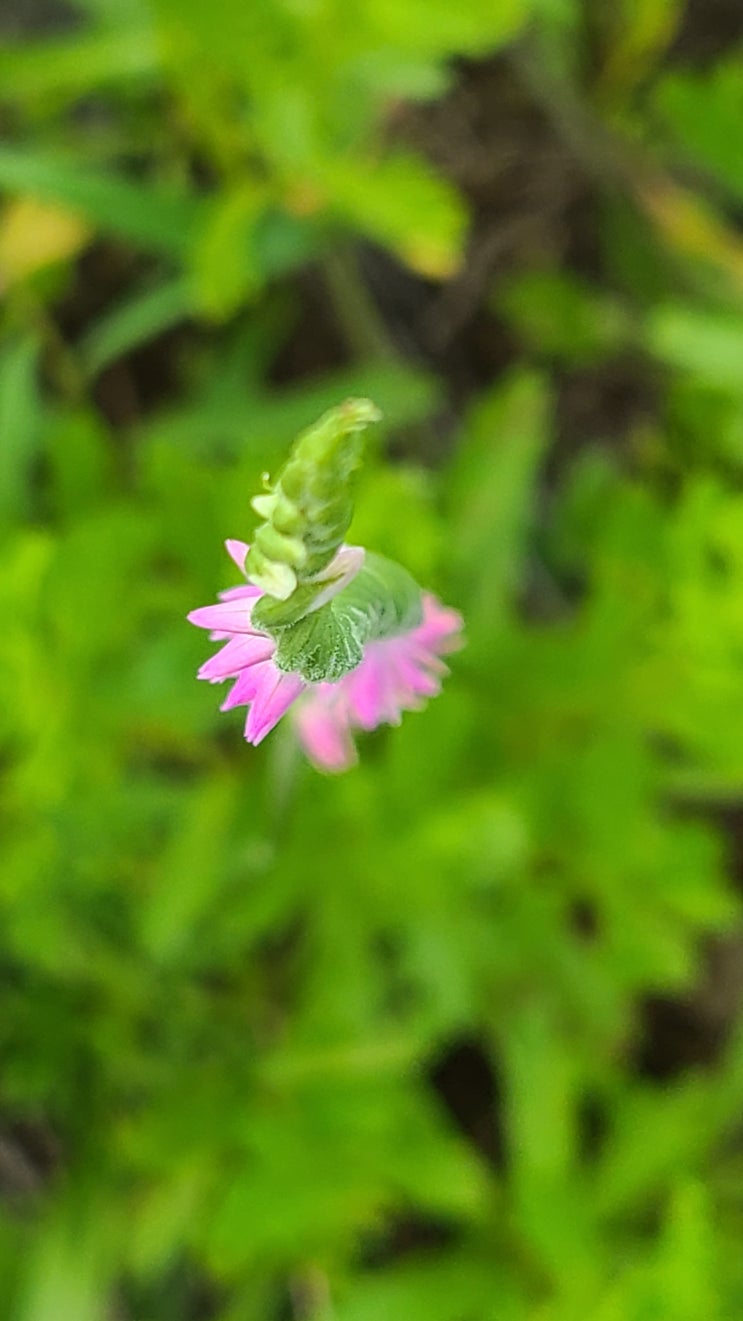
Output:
(272, 552), (423, 683)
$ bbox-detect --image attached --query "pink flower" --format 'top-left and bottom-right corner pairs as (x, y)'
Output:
(188, 540), (463, 771)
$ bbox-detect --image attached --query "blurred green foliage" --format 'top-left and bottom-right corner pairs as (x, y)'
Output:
(3, 0), (743, 1318)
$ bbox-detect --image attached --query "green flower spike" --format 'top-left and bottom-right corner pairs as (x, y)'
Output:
(247, 398), (381, 619)
(243, 398), (423, 683)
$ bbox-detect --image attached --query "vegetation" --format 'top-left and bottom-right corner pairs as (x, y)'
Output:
(2, 0), (743, 1317)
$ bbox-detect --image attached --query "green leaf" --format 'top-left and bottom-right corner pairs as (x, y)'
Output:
(499, 269), (633, 363)
(138, 777), (238, 963)
(80, 278), (192, 374)
(0, 147), (202, 257)
(323, 153), (466, 279)
(0, 337), (42, 526)
(449, 370), (550, 641)
(646, 304), (743, 393)
(0, 27), (158, 104)
(369, 0), (534, 57)
(655, 60), (743, 203)
(504, 1002), (595, 1279)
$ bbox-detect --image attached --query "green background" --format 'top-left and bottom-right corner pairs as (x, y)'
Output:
(2, 0), (743, 1316)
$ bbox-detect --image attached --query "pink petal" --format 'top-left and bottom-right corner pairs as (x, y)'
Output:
(245, 671), (305, 745)
(294, 701), (357, 772)
(219, 583), (262, 601)
(414, 597), (464, 651)
(396, 656), (441, 699)
(198, 634), (275, 682)
(225, 539), (250, 574)
(329, 623), (451, 735)
(343, 651), (389, 730)
(404, 642), (449, 675)
(187, 599), (261, 633)
(221, 659), (277, 710)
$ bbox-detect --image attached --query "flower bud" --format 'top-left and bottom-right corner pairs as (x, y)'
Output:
(247, 398), (380, 615)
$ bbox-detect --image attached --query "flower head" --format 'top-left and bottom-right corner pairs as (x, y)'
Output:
(188, 539), (462, 771)
(188, 399), (463, 771)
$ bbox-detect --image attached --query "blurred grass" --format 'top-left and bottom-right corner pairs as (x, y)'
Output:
(3, 0), (743, 1318)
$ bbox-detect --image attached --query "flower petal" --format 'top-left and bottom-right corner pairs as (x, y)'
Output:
(396, 656), (441, 699)
(225, 539), (250, 574)
(319, 593), (461, 739)
(294, 700), (357, 772)
(245, 671), (305, 745)
(415, 596), (464, 650)
(221, 659), (276, 710)
(198, 634), (275, 682)
(188, 599), (262, 633)
(343, 651), (390, 729)
(219, 583), (262, 601)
